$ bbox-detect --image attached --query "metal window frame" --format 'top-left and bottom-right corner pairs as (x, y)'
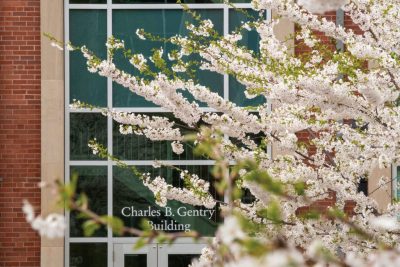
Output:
(392, 165), (398, 202)
(64, 1), (271, 266)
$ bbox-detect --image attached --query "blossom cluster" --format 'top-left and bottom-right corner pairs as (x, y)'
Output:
(39, 0), (400, 266)
(142, 172), (216, 209)
(22, 200), (65, 239)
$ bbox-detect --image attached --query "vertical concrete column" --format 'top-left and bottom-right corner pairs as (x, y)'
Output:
(40, 0), (64, 266)
(272, 14), (295, 53)
(271, 12), (295, 157)
(367, 61), (392, 211)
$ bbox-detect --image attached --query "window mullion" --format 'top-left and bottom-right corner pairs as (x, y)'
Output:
(107, 2), (113, 267)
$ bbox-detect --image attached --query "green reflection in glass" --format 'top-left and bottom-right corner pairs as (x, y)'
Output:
(70, 166), (108, 237)
(125, 255), (147, 267)
(70, 10), (107, 106)
(113, 113), (206, 160)
(70, 0), (106, 3)
(228, 9), (265, 107)
(70, 243), (107, 267)
(70, 113), (107, 160)
(112, 9), (223, 107)
(113, 165), (221, 236)
(114, 0), (221, 3)
(168, 254), (200, 267)
(228, 0), (251, 3)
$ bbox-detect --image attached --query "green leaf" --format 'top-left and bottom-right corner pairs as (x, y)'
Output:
(76, 193), (88, 209)
(293, 181), (306, 196)
(64, 172), (79, 200)
(299, 209), (321, 220)
(101, 216), (125, 236)
(327, 207), (346, 220)
(83, 220), (100, 237)
(139, 218), (152, 232)
(245, 170), (284, 195)
(156, 233), (168, 244)
(241, 239), (266, 257)
(256, 201), (282, 223)
(134, 237), (148, 250)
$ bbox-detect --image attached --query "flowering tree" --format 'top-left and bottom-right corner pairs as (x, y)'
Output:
(26, 0), (400, 266)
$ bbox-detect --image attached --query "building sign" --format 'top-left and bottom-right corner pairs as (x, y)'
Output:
(121, 205), (217, 232)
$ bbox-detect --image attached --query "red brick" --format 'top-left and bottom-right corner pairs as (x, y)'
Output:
(0, 0), (41, 266)
(293, 11), (363, 217)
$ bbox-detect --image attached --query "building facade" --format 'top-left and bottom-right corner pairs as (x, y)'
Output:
(0, 1), (395, 267)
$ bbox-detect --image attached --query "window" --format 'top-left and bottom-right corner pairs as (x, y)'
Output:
(357, 178), (368, 196)
(393, 165), (400, 200)
(65, 1), (269, 266)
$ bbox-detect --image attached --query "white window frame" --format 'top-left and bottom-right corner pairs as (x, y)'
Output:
(64, 1), (271, 266)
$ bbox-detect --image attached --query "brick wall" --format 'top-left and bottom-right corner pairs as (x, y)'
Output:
(0, 0), (41, 266)
(294, 11), (364, 216)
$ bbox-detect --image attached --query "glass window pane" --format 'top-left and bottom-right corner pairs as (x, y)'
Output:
(113, 113), (206, 160)
(229, 9), (262, 52)
(70, 113), (107, 160)
(229, 79), (266, 107)
(112, 9), (223, 107)
(397, 166), (400, 199)
(70, 243), (107, 267)
(168, 254), (200, 267)
(70, 10), (107, 106)
(228, 0), (251, 3)
(113, 165), (221, 236)
(229, 9), (265, 107)
(125, 255), (147, 267)
(70, 166), (108, 237)
(113, 0), (221, 4)
(70, 0), (106, 3)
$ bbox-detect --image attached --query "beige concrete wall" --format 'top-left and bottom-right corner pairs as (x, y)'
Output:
(271, 13), (295, 158)
(272, 15), (295, 53)
(367, 56), (392, 210)
(369, 167), (392, 212)
(41, 0), (64, 266)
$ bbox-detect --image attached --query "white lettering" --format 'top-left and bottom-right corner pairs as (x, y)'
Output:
(177, 207), (216, 219)
(165, 207), (173, 217)
(121, 207), (131, 217)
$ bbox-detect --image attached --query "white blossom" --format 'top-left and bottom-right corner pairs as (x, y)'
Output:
(136, 29), (146, 40)
(57, 2), (400, 265)
(50, 41), (63, 51)
(370, 216), (400, 232)
(22, 200), (65, 239)
(171, 141), (184, 155)
(217, 216), (246, 245)
(297, 0), (348, 14)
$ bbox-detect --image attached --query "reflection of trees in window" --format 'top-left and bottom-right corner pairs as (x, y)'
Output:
(113, 166), (222, 236)
(113, 113), (207, 161)
(169, 255), (201, 267)
(70, 10), (107, 106)
(112, 0), (219, 4)
(70, 243), (107, 267)
(70, 113), (107, 160)
(70, 0), (107, 3)
(112, 9), (224, 107)
(229, 9), (266, 106)
(70, 166), (108, 237)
